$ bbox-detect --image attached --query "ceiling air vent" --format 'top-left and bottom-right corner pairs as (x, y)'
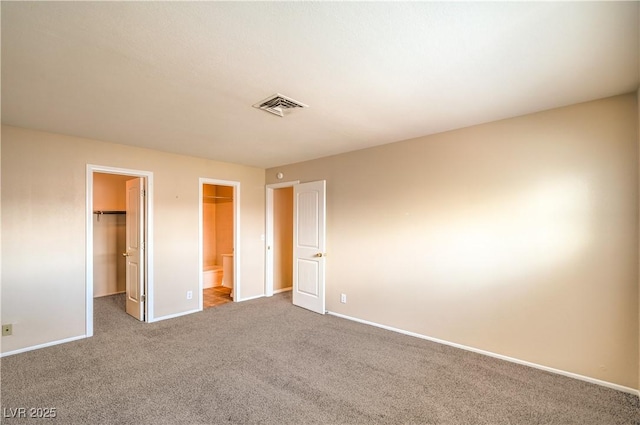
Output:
(252, 93), (308, 117)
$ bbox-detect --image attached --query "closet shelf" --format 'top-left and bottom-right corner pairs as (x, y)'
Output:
(203, 196), (233, 202)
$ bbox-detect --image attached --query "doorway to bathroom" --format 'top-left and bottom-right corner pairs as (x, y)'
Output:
(199, 179), (239, 309)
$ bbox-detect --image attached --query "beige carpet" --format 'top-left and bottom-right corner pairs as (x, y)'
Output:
(1, 292), (638, 424)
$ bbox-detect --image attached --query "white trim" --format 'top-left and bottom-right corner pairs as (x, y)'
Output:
(265, 187), (274, 297)
(273, 287), (292, 294)
(198, 180), (204, 311)
(199, 178), (241, 309)
(146, 175), (155, 322)
(150, 309), (200, 323)
(265, 180), (299, 297)
(85, 167), (94, 336)
(86, 164), (155, 336)
(237, 293), (264, 302)
(1, 335), (87, 357)
(327, 311), (640, 397)
(267, 180), (301, 190)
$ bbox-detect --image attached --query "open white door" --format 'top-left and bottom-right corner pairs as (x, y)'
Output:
(124, 177), (145, 321)
(293, 180), (326, 314)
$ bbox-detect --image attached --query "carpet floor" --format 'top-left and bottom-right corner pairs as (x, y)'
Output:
(1, 292), (638, 424)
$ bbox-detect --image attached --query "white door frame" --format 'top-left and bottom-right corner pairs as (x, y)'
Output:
(86, 164), (154, 337)
(265, 180), (299, 297)
(198, 178), (241, 309)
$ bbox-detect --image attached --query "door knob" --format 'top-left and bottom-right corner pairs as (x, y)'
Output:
(314, 253), (326, 257)
(122, 252), (131, 257)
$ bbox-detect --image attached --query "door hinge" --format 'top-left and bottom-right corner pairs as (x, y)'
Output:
(142, 189), (146, 197)
(141, 294), (146, 302)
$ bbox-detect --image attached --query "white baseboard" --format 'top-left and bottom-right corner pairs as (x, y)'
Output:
(326, 311), (639, 397)
(1, 335), (87, 357)
(140, 293), (265, 323)
(150, 308), (200, 323)
(237, 293), (264, 302)
(273, 287), (292, 294)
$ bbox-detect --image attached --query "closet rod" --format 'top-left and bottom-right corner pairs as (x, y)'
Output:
(93, 210), (126, 215)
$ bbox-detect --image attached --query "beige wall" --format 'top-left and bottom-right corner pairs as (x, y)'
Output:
(268, 94), (639, 389)
(274, 187), (293, 291)
(1, 125), (265, 353)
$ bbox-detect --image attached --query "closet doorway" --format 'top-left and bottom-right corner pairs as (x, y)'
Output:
(265, 180), (327, 314)
(86, 165), (154, 337)
(199, 179), (239, 309)
(92, 173), (130, 299)
(265, 181), (298, 297)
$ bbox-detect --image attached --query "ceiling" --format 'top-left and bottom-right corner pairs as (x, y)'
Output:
(2, 2), (638, 169)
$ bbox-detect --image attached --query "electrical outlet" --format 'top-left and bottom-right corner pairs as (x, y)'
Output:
(340, 294), (347, 304)
(2, 324), (12, 336)
(186, 291), (193, 300)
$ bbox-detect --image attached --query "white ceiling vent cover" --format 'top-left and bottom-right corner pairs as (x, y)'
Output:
(253, 93), (308, 117)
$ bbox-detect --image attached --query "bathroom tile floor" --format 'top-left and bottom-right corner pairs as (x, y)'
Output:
(203, 286), (232, 309)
